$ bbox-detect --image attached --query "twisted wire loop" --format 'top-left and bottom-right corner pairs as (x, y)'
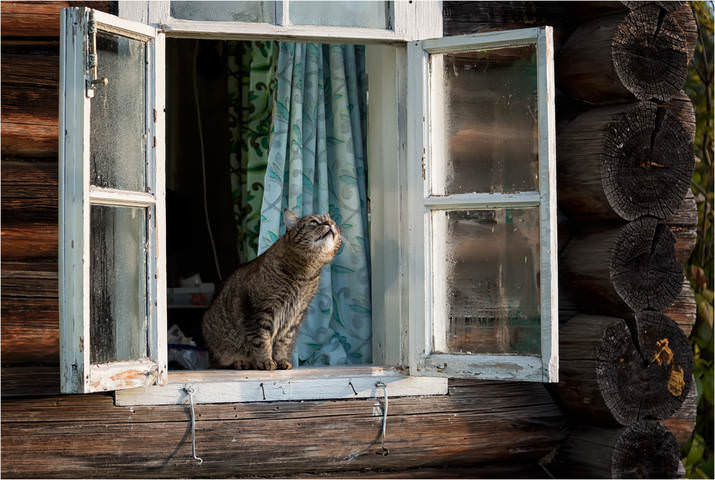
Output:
(375, 381), (389, 456)
(184, 385), (204, 465)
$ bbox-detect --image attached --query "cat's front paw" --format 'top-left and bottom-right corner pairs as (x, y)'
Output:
(276, 359), (292, 370)
(256, 359), (277, 370)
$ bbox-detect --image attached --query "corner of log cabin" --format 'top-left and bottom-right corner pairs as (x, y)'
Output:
(1, 1), (700, 478)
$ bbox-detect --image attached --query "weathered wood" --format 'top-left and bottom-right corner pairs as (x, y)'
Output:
(557, 101), (694, 222)
(1, 366), (60, 397)
(1, 270), (59, 364)
(558, 6), (689, 104)
(550, 421), (680, 478)
(663, 278), (698, 336)
(1, 119), (58, 157)
(553, 313), (693, 426)
(0, 1), (70, 37)
(665, 189), (699, 264)
(662, 374), (698, 446)
(621, 2), (697, 62)
(1, 160), (58, 222)
(560, 219), (684, 315)
(1, 222), (58, 261)
(0, 379), (566, 478)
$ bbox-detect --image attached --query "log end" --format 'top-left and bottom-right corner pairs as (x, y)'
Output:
(611, 421), (681, 478)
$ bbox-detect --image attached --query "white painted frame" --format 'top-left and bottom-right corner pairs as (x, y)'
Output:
(407, 27), (558, 382)
(59, 8), (168, 393)
(119, 0), (441, 42)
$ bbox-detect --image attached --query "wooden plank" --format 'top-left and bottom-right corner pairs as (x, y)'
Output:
(663, 279), (697, 337)
(1, 119), (58, 157)
(1, 222), (57, 261)
(1, 1), (70, 37)
(1, 366), (60, 397)
(1, 160), (58, 222)
(1, 380), (566, 478)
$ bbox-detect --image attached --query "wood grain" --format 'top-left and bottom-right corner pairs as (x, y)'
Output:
(1, 379), (567, 478)
(1, 2), (70, 37)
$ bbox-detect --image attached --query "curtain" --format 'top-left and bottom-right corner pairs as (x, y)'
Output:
(258, 43), (371, 366)
(228, 41), (279, 263)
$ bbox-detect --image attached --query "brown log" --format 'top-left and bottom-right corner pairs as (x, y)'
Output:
(0, 2), (69, 37)
(1, 270), (59, 364)
(558, 5), (689, 104)
(561, 218), (684, 315)
(662, 374), (698, 446)
(0, 222), (58, 261)
(663, 279), (697, 336)
(549, 421), (680, 478)
(557, 101), (694, 222)
(1, 119), (58, 157)
(1, 366), (60, 397)
(0, 380), (566, 477)
(553, 313), (693, 426)
(1, 160), (58, 223)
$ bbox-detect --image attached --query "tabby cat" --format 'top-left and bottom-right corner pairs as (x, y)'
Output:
(202, 210), (341, 370)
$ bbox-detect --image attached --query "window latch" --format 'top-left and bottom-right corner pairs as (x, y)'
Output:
(86, 11), (109, 98)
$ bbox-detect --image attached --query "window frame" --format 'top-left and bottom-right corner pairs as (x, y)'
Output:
(59, 8), (168, 393)
(406, 27), (558, 383)
(60, 3), (558, 404)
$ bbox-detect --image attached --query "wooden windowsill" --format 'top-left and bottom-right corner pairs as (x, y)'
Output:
(114, 366), (448, 406)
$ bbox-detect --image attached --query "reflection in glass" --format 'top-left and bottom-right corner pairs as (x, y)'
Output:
(90, 32), (147, 191)
(170, 1), (275, 23)
(433, 208), (540, 355)
(431, 46), (538, 195)
(290, 1), (389, 28)
(90, 206), (148, 364)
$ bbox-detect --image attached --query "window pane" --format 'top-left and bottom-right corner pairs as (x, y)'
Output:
(433, 208), (540, 355)
(431, 46), (538, 195)
(170, 1), (275, 23)
(90, 205), (148, 364)
(90, 32), (147, 191)
(289, 1), (389, 28)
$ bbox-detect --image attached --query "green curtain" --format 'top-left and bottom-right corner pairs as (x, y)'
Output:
(228, 41), (278, 263)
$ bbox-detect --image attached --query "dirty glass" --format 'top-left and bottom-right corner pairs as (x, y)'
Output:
(170, 1), (275, 23)
(90, 31), (147, 191)
(433, 207), (540, 355)
(431, 45), (538, 195)
(90, 205), (148, 364)
(289, 1), (389, 28)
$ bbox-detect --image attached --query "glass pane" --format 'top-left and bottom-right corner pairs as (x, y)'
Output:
(170, 1), (275, 23)
(433, 208), (540, 355)
(290, 1), (389, 28)
(90, 32), (147, 191)
(431, 45), (538, 195)
(90, 205), (148, 364)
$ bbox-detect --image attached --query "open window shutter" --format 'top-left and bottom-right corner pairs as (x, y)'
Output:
(60, 7), (167, 393)
(407, 28), (558, 382)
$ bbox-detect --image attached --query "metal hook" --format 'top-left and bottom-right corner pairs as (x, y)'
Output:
(375, 381), (389, 456)
(184, 385), (203, 465)
(348, 381), (358, 395)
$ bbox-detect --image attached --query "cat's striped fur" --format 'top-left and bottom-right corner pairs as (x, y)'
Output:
(201, 210), (341, 370)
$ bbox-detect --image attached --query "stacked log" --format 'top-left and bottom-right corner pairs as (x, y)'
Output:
(549, 2), (699, 477)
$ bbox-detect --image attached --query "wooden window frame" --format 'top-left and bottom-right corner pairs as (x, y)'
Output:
(406, 27), (558, 382)
(61, 3), (557, 404)
(59, 8), (168, 393)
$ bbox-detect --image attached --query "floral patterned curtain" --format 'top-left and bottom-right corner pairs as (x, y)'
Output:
(228, 41), (278, 263)
(258, 43), (371, 366)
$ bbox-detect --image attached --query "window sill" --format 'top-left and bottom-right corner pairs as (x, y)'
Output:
(114, 366), (448, 406)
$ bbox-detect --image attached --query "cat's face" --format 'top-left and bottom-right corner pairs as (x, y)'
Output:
(284, 211), (341, 263)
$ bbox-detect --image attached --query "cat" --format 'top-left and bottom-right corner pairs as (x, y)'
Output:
(201, 209), (341, 370)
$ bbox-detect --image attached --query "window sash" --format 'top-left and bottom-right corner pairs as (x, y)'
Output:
(59, 8), (168, 394)
(407, 27), (558, 382)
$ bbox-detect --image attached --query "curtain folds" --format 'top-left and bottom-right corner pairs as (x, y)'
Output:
(258, 43), (372, 366)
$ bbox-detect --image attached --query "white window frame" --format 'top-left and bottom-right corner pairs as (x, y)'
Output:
(60, 2), (558, 404)
(59, 8), (168, 393)
(406, 27), (558, 382)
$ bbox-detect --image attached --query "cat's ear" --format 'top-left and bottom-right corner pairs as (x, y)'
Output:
(284, 209), (299, 230)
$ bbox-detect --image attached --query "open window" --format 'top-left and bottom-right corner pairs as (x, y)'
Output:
(59, 8), (167, 393)
(59, 4), (557, 401)
(407, 28), (558, 382)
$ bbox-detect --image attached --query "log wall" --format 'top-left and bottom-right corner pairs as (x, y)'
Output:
(1, 2), (698, 478)
(0, 2), (568, 478)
